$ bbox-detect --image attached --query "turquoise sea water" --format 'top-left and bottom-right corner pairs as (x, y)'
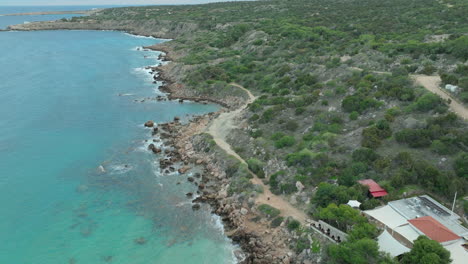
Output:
(0, 26), (237, 264)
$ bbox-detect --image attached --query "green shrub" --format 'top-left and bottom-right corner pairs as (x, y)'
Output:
(253, 39), (264, 46)
(395, 129), (432, 148)
(250, 129), (263, 138)
(280, 183), (298, 194)
(275, 135), (296, 148)
(295, 237), (310, 253)
(228, 177), (254, 195)
(294, 106), (305, 115)
(361, 120), (392, 149)
(449, 35), (468, 60)
(454, 152), (468, 178)
(359, 199), (381, 210)
(284, 120), (299, 131)
(349, 111), (359, 120)
(247, 158), (265, 178)
(286, 149), (316, 166)
(440, 73), (458, 85)
(361, 127), (382, 149)
(420, 63), (436, 75)
(269, 170), (285, 192)
(352, 148), (379, 163)
(270, 216), (284, 228)
(342, 95), (380, 113)
(258, 204), (281, 218)
(414, 93), (443, 112)
(287, 219), (301, 231)
(430, 140), (451, 155)
(270, 132), (285, 140)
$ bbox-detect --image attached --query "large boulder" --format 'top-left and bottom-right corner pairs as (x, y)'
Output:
(144, 120), (154, 127)
(296, 181), (305, 192)
(178, 166), (191, 174)
(148, 144), (162, 154)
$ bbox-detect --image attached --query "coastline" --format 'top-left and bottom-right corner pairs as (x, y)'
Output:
(144, 45), (299, 264)
(3, 24), (300, 263)
(1, 10), (97, 16)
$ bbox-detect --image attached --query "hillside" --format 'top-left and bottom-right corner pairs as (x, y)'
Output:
(9, 0), (468, 263)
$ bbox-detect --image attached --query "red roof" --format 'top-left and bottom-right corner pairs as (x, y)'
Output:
(408, 216), (460, 243)
(358, 179), (388, 197)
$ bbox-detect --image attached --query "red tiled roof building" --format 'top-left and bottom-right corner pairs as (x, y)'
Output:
(408, 216), (461, 243)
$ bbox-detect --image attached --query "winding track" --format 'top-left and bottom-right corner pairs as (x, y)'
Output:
(412, 75), (468, 120)
(207, 83), (308, 224)
(350, 66), (468, 120)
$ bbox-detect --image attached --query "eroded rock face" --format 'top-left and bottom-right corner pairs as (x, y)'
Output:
(144, 120), (154, 127)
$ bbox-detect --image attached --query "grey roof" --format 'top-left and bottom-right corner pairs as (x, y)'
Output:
(377, 230), (410, 257)
(388, 195), (468, 237)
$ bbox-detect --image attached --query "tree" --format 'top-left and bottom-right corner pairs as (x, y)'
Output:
(400, 236), (451, 264)
(327, 238), (390, 264)
(414, 93), (443, 112)
(352, 148), (379, 164)
(312, 182), (365, 208)
(348, 222), (379, 241)
(275, 135), (296, 148)
(449, 36), (468, 60)
(316, 203), (367, 231)
(454, 152), (468, 178)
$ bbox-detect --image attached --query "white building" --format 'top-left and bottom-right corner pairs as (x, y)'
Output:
(364, 195), (468, 264)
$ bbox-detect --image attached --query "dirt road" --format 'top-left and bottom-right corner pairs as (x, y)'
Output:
(348, 66), (468, 120)
(207, 83), (308, 223)
(412, 75), (468, 120)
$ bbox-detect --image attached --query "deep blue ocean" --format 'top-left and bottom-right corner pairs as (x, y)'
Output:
(0, 6), (237, 264)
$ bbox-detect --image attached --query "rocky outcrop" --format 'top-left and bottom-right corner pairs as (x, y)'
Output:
(151, 116), (298, 264)
(144, 120), (154, 127)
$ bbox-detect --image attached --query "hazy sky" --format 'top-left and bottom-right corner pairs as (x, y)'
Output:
(0, 0), (250, 6)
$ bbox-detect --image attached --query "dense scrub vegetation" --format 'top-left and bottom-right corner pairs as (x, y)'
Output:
(79, 0), (468, 262)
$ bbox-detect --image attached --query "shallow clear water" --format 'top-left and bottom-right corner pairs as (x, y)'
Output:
(0, 29), (236, 263)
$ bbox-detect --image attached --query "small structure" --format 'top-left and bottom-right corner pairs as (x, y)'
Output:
(347, 200), (361, 209)
(358, 179), (388, 198)
(445, 84), (459, 93)
(315, 220), (348, 243)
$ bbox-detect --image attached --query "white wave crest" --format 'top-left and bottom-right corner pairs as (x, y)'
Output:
(124, 33), (156, 39)
(108, 164), (132, 174)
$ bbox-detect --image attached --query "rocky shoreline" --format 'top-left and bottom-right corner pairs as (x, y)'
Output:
(145, 115), (298, 264)
(141, 45), (299, 263)
(5, 22), (302, 263)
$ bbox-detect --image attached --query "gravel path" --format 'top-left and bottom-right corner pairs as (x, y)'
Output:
(207, 83), (308, 224)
